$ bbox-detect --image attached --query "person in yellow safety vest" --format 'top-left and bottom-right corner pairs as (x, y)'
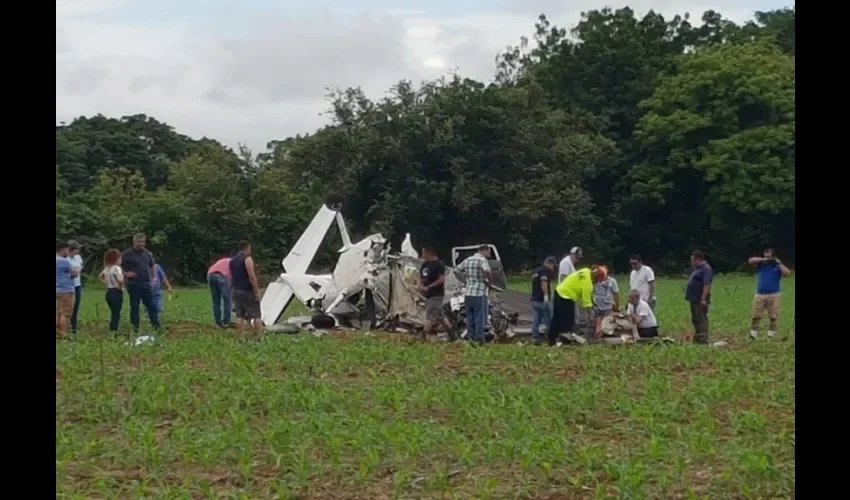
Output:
(548, 265), (607, 346)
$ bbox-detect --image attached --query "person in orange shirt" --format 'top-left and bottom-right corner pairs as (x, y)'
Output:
(207, 249), (233, 328)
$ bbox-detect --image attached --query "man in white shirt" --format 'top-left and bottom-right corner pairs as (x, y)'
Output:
(558, 247), (583, 283)
(629, 254), (656, 309)
(626, 290), (659, 338)
(67, 240), (84, 334)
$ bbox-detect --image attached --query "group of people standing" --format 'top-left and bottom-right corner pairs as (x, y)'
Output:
(415, 244), (662, 346)
(57, 232), (791, 344)
(415, 243), (791, 347)
(55, 234), (265, 339)
(204, 241), (265, 338)
(55, 234), (172, 338)
(418, 245), (493, 344)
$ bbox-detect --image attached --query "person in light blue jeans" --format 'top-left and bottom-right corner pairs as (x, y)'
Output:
(150, 263), (172, 316)
(530, 256), (558, 344)
(207, 253), (233, 327)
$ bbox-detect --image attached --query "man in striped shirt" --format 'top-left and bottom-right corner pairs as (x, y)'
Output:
(456, 245), (492, 345)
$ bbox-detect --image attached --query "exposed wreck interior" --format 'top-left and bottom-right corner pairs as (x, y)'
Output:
(260, 199), (670, 345)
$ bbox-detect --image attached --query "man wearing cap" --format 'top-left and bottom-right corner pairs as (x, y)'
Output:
(549, 265), (606, 346)
(747, 248), (791, 340)
(67, 240), (84, 334)
(530, 256), (557, 345)
(558, 247), (583, 283)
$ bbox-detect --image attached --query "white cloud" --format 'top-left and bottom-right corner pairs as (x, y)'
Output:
(56, 0), (775, 152)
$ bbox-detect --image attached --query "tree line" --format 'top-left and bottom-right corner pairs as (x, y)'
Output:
(55, 7), (795, 283)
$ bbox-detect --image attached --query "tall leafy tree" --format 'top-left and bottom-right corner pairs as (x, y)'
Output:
(630, 39), (795, 265)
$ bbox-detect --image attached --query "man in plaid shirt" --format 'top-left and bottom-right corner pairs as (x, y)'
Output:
(456, 245), (492, 344)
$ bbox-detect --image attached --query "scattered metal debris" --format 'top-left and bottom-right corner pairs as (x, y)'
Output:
(125, 335), (155, 347)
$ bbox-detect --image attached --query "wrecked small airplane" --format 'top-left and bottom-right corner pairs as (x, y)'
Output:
(258, 199), (675, 345)
(259, 199), (531, 339)
(259, 198), (388, 328)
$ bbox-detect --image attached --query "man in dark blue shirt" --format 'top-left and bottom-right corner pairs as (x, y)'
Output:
(747, 248), (791, 340)
(685, 250), (712, 344)
(530, 256), (557, 345)
(121, 233), (160, 332)
(418, 247), (451, 340)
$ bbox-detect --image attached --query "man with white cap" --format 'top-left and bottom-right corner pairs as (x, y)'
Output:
(558, 247), (582, 283)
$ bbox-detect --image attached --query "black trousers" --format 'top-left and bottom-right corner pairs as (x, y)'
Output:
(548, 294), (576, 346)
(638, 326), (659, 338)
(70, 286), (82, 332)
(105, 288), (123, 331)
(689, 301), (709, 344)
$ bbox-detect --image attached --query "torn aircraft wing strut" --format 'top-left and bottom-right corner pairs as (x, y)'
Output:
(261, 200), (351, 326)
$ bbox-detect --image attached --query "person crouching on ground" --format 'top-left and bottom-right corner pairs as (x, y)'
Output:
(418, 247), (453, 340)
(229, 241), (264, 339)
(592, 265), (620, 337)
(548, 265), (606, 346)
(207, 250), (233, 328)
(747, 248), (791, 340)
(530, 256), (557, 345)
(98, 249), (124, 332)
(56, 242), (80, 339)
(627, 290), (659, 338)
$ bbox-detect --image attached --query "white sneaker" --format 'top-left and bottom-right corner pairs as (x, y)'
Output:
(767, 331), (776, 338)
(749, 330), (758, 340)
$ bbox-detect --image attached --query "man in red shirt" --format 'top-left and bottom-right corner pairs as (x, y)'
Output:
(207, 249), (232, 328)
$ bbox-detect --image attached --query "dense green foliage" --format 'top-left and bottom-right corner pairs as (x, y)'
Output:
(55, 7), (795, 282)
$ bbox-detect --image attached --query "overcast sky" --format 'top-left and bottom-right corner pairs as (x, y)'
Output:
(56, 0), (790, 152)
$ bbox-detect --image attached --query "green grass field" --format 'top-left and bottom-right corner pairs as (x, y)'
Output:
(57, 275), (795, 499)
